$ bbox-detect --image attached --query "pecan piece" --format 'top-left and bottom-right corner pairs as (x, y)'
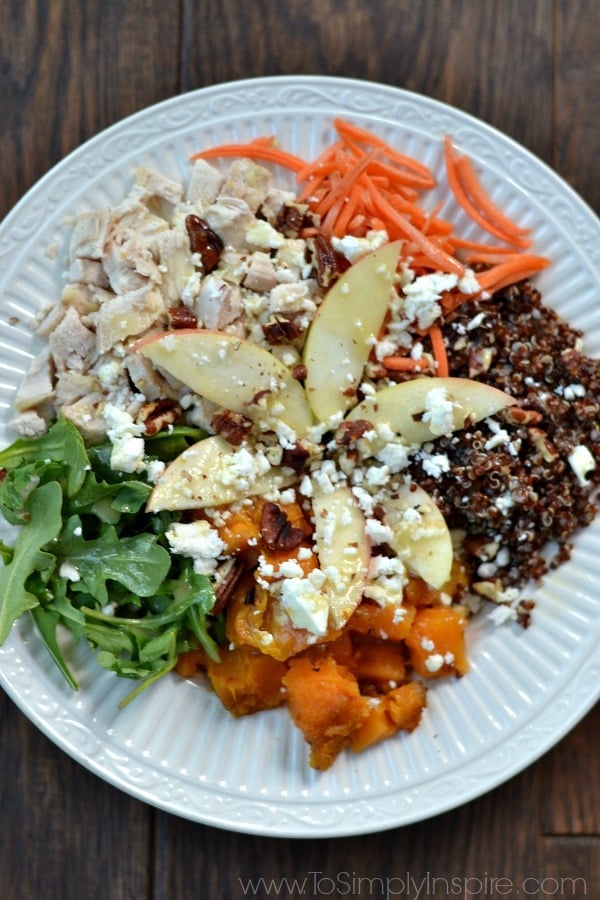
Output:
(138, 399), (181, 436)
(309, 234), (339, 289)
(280, 441), (311, 472)
(185, 214), (224, 273)
(168, 306), (198, 329)
(211, 409), (254, 446)
(275, 202), (313, 238)
(260, 501), (305, 551)
(262, 316), (302, 345)
(336, 419), (374, 445)
(213, 558), (247, 615)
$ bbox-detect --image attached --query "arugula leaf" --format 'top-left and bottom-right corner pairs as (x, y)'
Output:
(30, 605), (79, 690)
(58, 525), (171, 605)
(0, 417), (88, 496)
(0, 481), (63, 643)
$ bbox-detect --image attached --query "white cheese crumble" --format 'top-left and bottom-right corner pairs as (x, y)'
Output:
(568, 444), (595, 486)
(166, 520), (225, 576)
(421, 387), (456, 436)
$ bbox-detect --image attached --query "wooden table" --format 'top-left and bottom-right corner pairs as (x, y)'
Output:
(1, 2), (598, 897)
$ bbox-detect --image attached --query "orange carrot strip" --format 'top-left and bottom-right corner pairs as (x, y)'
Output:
(476, 255), (551, 295)
(191, 143), (306, 172)
(363, 176), (464, 275)
(334, 118), (436, 187)
(295, 141), (345, 182)
(444, 137), (531, 248)
(314, 147), (382, 219)
(449, 236), (518, 254)
(333, 183), (364, 237)
(456, 154), (530, 238)
(428, 323), (449, 376)
(383, 356), (430, 371)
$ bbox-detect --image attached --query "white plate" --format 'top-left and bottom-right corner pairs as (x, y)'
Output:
(0, 76), (598, 838)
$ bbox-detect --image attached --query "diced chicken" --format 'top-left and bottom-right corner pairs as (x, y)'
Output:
(14, 349), (55, 411)
(192, 274), (243, 330)
(55, 371), (99, 406)
(49, 306), (97, 373)
(219, 159), (271, 214)
(96, 284), (166, 353)
(275, 239), (311, 282)
(69, 210), (110, 260)
(68, 257), (110, 288)
(60, 392), (106, 443)
(61, 284), (102, 317)
(124, 353), (180, 401)
(243, 252), (278, 293)
(154, 228), (194, 303)
(203, 197), (257, 250)
(267, 281), (318, 320)
(186, 159), (224, 210)
(8, 410), (48, 437)
(102, 201), (168, 293)
(135, 167), (184, 207)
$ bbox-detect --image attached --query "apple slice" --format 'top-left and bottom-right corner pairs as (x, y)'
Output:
(303, 241), (402, 422)
(312, 483), (370, 628)
(382, 484), (452, 589)
(135, 329), (313, 437)
(146, 435), (297, 511)
(346, 376), (516, 445)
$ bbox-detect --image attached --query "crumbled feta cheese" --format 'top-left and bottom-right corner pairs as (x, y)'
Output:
(402, 272), (458, 329)
(59, 562), (80, 582)
(568, 444), (595, 486)
(280, 574), (329, 635)
(166, 520), (225, 576)
(421, 387), (455, 436)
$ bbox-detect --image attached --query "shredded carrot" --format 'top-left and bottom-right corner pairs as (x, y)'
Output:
(444, 137), (531, 248)
(191, 143), (306, 172)
(456, 154), (530, 240)
(363, 175), (464, 275)
(475, 254), (550, 295)
(427, 323), (449, 376)
(333, 118), (436, 188)
(382, 355), (430, 372)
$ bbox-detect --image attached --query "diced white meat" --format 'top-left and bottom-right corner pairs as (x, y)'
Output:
(102, 201), (168, 293)
(49, 306), (97, 373)
(154, 228), (195, 303)
(124, 353), (180, 401)
(192, 274), (243, 329)
(186, 159), (224, 210)
(60, 392), (106, 443)
(8, 410), (48, 437)
(274, 239), (311, 282)
(68, 257), (110, 288)
(96, 284), (166, 353)
(267, 281), (318, 320)
(203, 197), (256, 250)
(243, 252), (278, 293)
(69, 210), (110, 260)
(219, 159), (271, 214)
(55, 371), (99, 406)
(61, 284), (102, 317)
(135, 167), (184, 206)
(14, 349), (55, 411)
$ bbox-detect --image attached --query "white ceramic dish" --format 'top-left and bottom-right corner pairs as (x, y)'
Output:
(0, 76), (598, 838)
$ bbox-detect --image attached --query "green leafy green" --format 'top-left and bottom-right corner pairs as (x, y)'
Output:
(0, 418), (221, 700)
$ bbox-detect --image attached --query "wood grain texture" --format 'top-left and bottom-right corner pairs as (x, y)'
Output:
(0, 1), (598, 898)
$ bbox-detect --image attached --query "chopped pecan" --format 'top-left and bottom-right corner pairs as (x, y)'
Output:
(260, 501), (305, 551)
(280, 441), (311, 472)
(138, 399), (181, 436)
(502, 406), (543, 426)
(275, 202), (313, 238)
(185, 214), (224, 273)
(336, 419), (374, 445)
(309, 234), (339, 289)
(262, 316), (302, 345)
(211, 409), (254, 446)
(213, 557), (247, 615)
(168, 306), (198, 329)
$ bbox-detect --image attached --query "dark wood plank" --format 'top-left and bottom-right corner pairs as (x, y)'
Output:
(541, 703), (600, 835)
(540, 837), (600, 899)
(153, 765), (545, 900)
(0, 690), (152, 900)
(555, 0), (600, 211)
(0, 0), (181, 219)
(182, 0), (553, 159)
